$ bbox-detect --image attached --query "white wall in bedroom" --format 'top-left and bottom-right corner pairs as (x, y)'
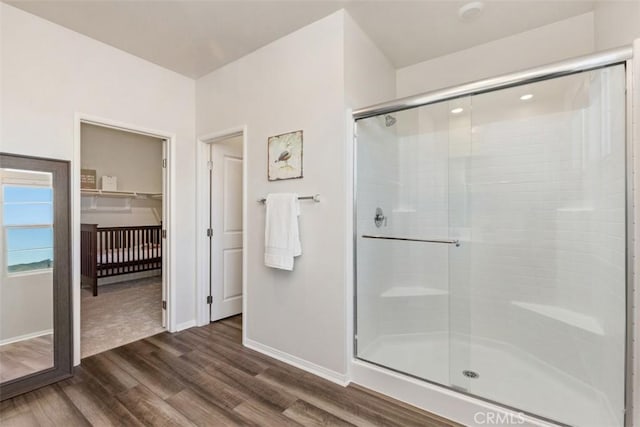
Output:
(197, 11), (348, 379)
(196, 9), (395, 381)
(0, 3), (196, 363)
(594, 0), (640, 51)
(80, 123), (163, 228)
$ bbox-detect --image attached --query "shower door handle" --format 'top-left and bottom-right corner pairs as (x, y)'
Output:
(362, 235), (460, 247)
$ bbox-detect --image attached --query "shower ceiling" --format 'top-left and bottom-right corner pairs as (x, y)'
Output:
(5, 0), (596, 78)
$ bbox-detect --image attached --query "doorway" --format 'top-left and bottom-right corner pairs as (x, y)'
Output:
(78, 122), (169, 358)
(206, 135), (244, 322)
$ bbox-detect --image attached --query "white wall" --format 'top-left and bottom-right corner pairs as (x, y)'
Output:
(197, 11), (348, 378)
(196, 10), (395, 380)
(344, 13), (396, 109)
(396, 12), (595, 98)
(81, 124), (163, 194)
(80, 124), (163, 228)
(594, 1), (640, 51)
(0, 3), (196, 362)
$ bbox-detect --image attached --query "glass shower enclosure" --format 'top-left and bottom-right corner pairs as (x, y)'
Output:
(354, 63), (628, 426)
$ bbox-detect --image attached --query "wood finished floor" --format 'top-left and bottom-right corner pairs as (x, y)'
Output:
(0, 335), (53, 383)
(0, 316), (459, 427)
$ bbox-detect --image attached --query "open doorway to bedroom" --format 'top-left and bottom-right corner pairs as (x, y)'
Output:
(79, 123), (167, 358)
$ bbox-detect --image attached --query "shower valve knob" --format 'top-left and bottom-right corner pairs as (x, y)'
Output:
(374, 208), (387, 228)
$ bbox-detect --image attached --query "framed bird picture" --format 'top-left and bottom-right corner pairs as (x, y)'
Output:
(268, 130), (303, 181)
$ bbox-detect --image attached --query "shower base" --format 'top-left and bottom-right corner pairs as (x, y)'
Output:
(358, 332), (619, 427)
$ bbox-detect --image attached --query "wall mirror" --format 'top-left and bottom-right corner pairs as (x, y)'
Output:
(0, 153), (72, 400)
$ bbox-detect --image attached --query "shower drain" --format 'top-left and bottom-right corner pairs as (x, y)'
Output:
(462, 370), (479, 379)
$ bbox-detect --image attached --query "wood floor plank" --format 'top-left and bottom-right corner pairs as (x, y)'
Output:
(62, 382), (140, 427)
(255, 371), (379, 427)
(141, 349), (246, 410)
(80, 353), (139, 395)
(115, 385), (196, 427)
(166, 388), (249, 427)
(60, 367), (144, 427)
(0, 315), (456, 427)
(143, 333), (192, 357)
(222, 315), (243, 330)
(258, 366), (446, 427)
(103, 346), (185, 399)
(283, 399), (356, 427)
(233, 399), (303, 427)
(0, 409), (41, 427)
(348, 384), (461, 427)
(191, 321), (242, 343)
(0, 398), (23, 422)
(176, 330), (270, 376)
(183, 348), (298, 411)
(24, 384), (91, 427)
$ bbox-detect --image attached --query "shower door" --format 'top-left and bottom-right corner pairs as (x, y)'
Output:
(355, 96), (471, 388)
(355, 63), (627, 427)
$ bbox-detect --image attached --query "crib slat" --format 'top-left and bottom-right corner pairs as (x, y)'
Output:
(116, 229), (119, 274)
(137, 228), (141, 272)
(100, 229), (104, 278)
(109, 230), (113, 277)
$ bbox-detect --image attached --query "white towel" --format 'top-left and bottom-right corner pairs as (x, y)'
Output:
(264, 193), (302, 270)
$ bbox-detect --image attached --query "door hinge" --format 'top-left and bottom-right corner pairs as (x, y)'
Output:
(207, 160), (213, 170)
(162, 158), (167, 168)
(206, 295), (213, 304)
(206, 228), (213, 238)
(162, 300), (167, 310)
(162, 229), (167, 239)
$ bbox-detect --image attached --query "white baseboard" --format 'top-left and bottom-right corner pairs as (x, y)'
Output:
(175, 319), (196, 332)
(244, 338), (349, 386)
(0, 329), (53, 346)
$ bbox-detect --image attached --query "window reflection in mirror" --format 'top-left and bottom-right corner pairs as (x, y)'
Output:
(0, 168), (54, 383)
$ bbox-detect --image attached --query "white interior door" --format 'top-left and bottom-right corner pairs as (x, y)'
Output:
(209, 137), (243, 321)
(161, 139), (167, 328)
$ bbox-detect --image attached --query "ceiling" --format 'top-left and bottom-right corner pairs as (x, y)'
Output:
(5, 1), (596, 79)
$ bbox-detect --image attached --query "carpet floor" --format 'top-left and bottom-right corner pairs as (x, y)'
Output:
(81, 277), (164, 358)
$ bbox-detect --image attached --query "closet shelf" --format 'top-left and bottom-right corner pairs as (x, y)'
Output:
(81, 189), (162, 199)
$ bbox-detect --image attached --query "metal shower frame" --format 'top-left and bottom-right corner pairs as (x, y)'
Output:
(352, 45), (635, 427)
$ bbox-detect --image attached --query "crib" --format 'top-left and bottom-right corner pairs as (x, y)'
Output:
(80, 224), (162, 296)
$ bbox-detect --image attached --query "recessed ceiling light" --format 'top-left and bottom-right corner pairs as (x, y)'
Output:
(520, 94), (534, 101)
(458, 2), (485, 22)
(451, 107), (464, 114)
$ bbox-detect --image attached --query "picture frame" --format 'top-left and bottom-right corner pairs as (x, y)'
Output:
(268, 130), (303, 181)
(80, 168), (96, 189)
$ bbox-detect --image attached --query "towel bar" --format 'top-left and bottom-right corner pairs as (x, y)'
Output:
(258, 194), (320, 204)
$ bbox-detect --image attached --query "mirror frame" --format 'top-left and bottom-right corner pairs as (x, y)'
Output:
(0, 153), (73, 400)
